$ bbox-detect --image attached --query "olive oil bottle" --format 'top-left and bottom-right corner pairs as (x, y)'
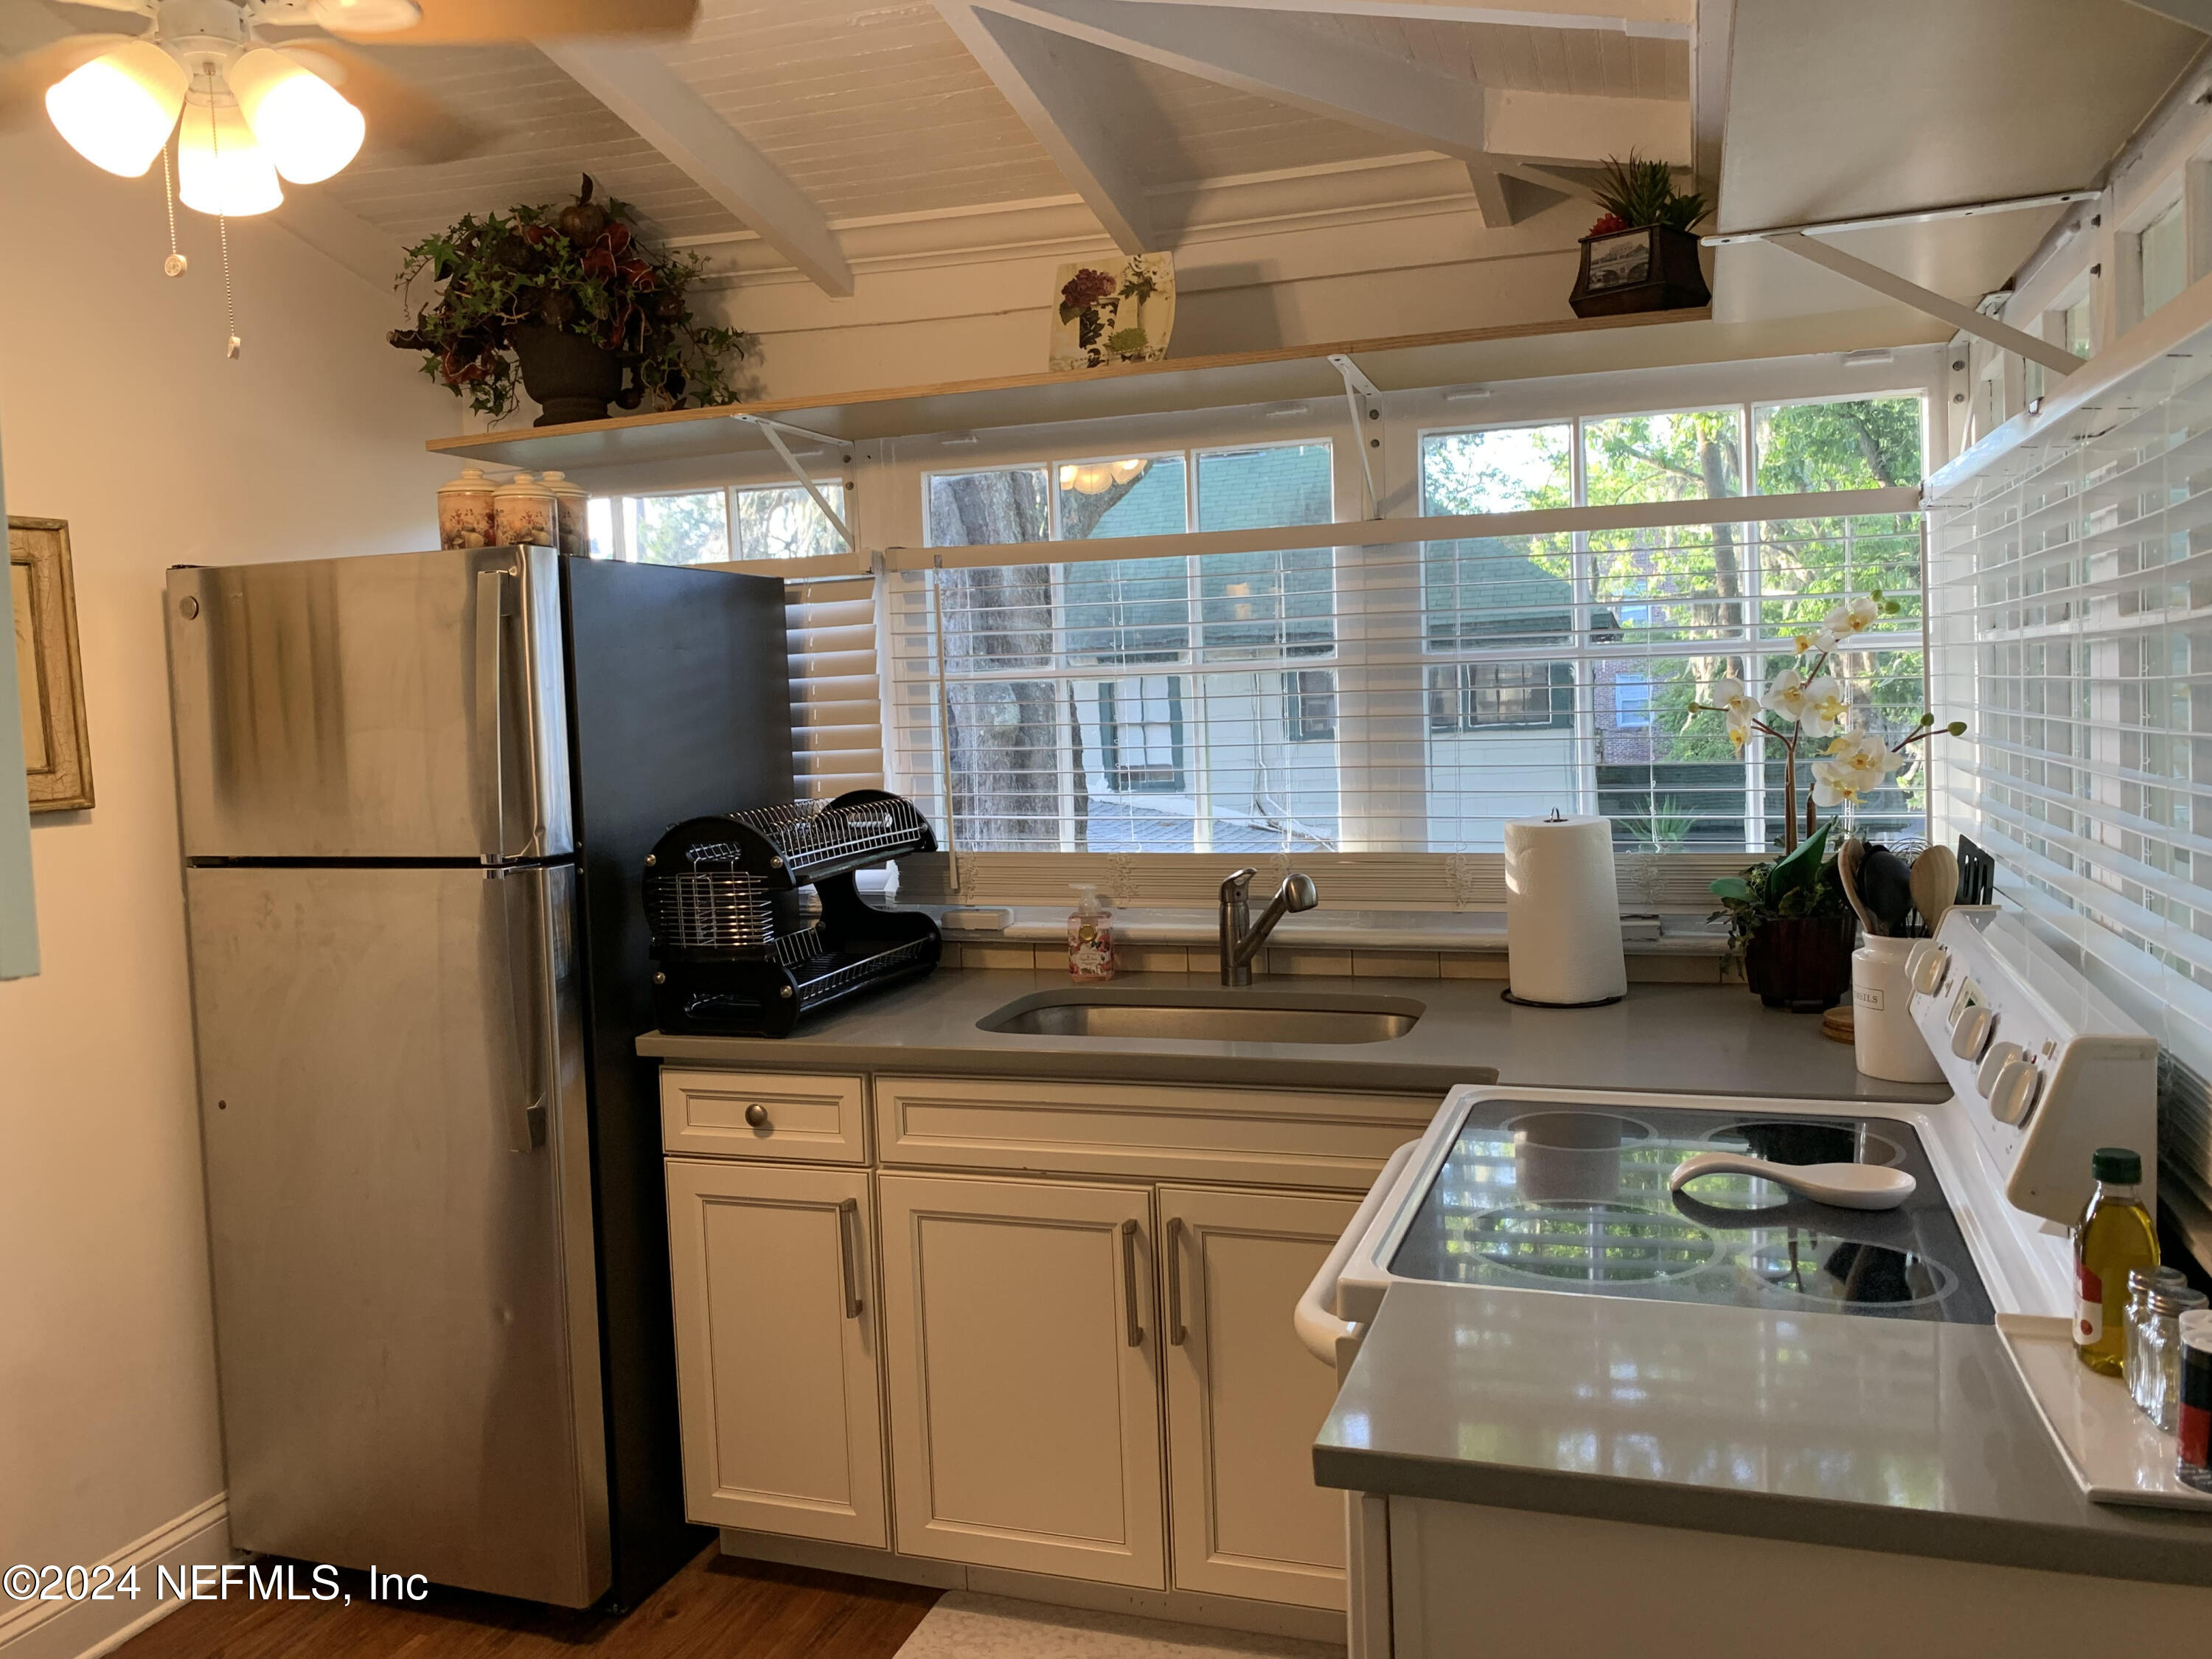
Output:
(2076, 1146), (2159, 1376)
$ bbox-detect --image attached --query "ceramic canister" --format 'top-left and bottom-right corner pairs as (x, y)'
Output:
(540, 470), (591, 558)
(491, 471), (557, 548)
(1852, 933), (1944, 1082)
(437, 466), (496, 549)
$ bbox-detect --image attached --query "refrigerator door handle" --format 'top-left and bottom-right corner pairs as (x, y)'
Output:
(497, 869), (550, 1153)
(476, 567), (513, 861)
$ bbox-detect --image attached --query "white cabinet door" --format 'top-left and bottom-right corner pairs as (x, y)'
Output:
(877, 1172), (1166, 1587)
(1159, 1186), (1358, 1610)
(664, 1160), (887, 1546)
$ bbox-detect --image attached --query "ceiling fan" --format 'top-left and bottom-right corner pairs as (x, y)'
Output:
(1, 0), (700, 216)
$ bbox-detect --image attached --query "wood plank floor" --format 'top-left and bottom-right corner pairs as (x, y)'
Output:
(112, 1548), (940, 1659)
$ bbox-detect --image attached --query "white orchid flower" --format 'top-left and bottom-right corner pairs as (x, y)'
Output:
(1761, 667), (1815, 725)
(1707, 675), (1759, 733)
(1806, 676), (1848, 733)
(1810, 759), (1864, 809)
(1727, 723), (1750, 751)
(1823, 594), (1882, 639)
(1823, 731), (1904, 786)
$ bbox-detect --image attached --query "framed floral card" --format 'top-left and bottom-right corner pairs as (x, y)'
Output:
(1050, 254), (1176, 372)
(11, 517), (93, 813)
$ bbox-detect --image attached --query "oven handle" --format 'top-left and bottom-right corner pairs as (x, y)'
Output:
(1296, 1139), (1419, 1368)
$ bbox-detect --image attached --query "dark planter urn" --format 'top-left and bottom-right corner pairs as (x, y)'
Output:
(1568, 224), (1711, 318)
(509, 323), (625, 427)
(1742, 914), (1857, 1012)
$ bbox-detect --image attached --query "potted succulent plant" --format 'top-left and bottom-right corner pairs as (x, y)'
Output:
(1568, 153), (1712, 318)
(1691, 591), (1966, 1009)
(389, 175), (757, 426)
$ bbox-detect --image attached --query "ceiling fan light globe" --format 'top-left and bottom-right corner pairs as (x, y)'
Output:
(44, 41), (187, 178)
(229, 48), (364, 183)
(178, 95), (283, 217)
(307, 0), (423, 34)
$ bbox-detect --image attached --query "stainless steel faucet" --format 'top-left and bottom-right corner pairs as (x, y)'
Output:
(1218, 868), (1319, 986)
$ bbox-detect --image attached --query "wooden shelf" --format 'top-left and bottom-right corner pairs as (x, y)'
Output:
(422, 307), (1717, 473)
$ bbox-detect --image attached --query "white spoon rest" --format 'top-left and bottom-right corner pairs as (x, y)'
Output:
(1668, 1151), (1916, 1211)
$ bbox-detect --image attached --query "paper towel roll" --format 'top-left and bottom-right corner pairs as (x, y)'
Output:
(1504, 813), (1627, 1006)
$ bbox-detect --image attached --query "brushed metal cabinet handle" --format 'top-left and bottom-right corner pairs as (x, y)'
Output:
(837, 1197), (863, 1318)
(1121, 1217), (1144, 1348)
(1166, 1215), (1187, 1346)
(745, 1102), (771, 1128)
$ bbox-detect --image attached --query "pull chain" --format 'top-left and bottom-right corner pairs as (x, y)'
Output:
(160, 139), (187, 278)
(206, 97), (240, 358)
(220, 215), (239, 358)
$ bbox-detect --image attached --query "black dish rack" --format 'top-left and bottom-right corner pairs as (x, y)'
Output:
(644, 790), (941, 1037)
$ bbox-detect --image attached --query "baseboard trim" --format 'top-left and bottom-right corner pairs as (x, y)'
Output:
(0, 1495), (230, 1659)
(715, 1528), (1346, 1646)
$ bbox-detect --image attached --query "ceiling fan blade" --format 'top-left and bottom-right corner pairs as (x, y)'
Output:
(282, 42), (489, 165)
(0, 33), (141, 130)
(316, 0), (698, 43)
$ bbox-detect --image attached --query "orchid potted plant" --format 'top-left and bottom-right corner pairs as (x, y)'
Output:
(1690, 589), (1966, 1009)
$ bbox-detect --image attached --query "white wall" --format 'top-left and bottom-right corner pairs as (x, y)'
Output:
(0, 126), (451, 1659)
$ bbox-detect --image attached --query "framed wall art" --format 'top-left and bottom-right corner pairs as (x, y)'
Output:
(10, 516), (93, 813)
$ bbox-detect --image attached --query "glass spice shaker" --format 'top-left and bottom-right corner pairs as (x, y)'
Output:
(2141, 1286), (2210, 1432)
(2127, 1265), (2187, 1412)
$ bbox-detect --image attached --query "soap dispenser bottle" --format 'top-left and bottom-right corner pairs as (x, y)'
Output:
(1068, 884), (1118, 981)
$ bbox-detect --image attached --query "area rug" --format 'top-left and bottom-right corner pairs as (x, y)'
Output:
(892, 1591), (1343, 1658)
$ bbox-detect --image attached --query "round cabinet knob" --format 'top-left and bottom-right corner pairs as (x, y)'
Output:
(1989, 1057), (2042, 1127)
(1950, 1006), (1997, 1062)
(1909, 944), (1951, 997)
(744, 1103), (771, 1129)
(1975, 1040), (2022, 1098)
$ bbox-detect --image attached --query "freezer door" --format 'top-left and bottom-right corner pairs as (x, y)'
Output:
(186, 861), (610, 1607)
(167, 547), (572, 860)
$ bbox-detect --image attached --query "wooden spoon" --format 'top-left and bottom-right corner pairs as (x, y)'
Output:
(1837, 836), (1879, 936)
(1910, 845), (1959, 939)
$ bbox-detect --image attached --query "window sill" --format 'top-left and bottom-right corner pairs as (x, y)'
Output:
(922, 905), (1731, 956)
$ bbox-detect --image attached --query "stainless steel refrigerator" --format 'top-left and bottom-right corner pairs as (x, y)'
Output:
(167, 546), (792, 1609)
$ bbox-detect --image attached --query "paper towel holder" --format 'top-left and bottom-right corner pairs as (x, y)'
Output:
(1501, 806), (1627, 1009)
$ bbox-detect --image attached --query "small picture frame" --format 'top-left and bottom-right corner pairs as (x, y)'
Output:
(11, 516), (93, 813)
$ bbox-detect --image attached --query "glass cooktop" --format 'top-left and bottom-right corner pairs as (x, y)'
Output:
(1388, 1102), (1994, 1324)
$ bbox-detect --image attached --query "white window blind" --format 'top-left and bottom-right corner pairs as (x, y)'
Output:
(1927, 302), (2212, 1197)
(889, 400), (1928, 860)
(588, 481), (877, 796)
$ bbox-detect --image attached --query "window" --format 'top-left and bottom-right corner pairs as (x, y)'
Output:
(914, 442), (1340, 853)
(1284, 669), (1336, 742)
(900, 393), (1927, 858)
(2064, 295), (2094, 360)
(590, 483), (846, 563)
(2140, 199), (2185, 321)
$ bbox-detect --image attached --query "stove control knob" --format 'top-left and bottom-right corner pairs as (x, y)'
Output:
(1909, 943), (1951, 996)
(1975, 1040), (2023, 1098)
(1989, 1055), (2042, 1127)
(1950, 1005), (1997, 1062)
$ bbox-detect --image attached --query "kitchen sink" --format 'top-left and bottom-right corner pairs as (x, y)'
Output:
(978, 988), (1422, 1044)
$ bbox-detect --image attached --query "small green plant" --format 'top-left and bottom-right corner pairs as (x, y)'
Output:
(1586, 152), (1709, 236)
(1618, 798), (1698, 851)
(1708, 821), (1850, 961)
(389, 174), (757, 420)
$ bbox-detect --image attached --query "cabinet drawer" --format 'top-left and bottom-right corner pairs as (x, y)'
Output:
(874, 1074), (1436, 1189)
(661, 1069), (869, 1162)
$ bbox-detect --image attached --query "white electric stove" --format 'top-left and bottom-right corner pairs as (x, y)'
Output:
(1297, 906), (2166, 1658)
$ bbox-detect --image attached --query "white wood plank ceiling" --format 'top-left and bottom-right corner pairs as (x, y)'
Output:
(308, 0), (1697, 284)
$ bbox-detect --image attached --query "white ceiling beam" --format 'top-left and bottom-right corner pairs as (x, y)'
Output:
(977, 0), (1492, 160)
(1105, 0), (1692, 36)
(535, 40), (854, 297)
(1482, 88), (1688, 166)
(933, 0), (1166, 254)
(1464, 164), (1567, 226)
(269, 189), (408, 296)
(1766, 232), (2085, 375)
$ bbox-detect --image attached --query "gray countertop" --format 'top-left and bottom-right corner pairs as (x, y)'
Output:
(1315, 1281), (2212, 1585)
(639, 969), (1952, 1103)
